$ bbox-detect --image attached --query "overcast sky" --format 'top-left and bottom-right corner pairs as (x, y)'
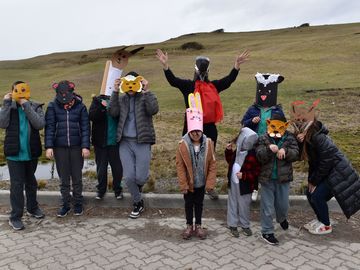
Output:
(0, 0), (358, 60)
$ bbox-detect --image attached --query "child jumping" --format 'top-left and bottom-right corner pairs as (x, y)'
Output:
(225, 127), (260, 237)
(255, 114), (299, 245)
(176, 93), (216, 240)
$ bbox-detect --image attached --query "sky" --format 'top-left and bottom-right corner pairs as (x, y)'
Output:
(0, 0), (359, 60)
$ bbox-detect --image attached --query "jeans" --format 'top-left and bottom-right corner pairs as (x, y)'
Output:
(306, 181), (333, 226)
(260, 180), (290, 234)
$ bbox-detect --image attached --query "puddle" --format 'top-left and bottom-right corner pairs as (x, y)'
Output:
(0, 160), (96, 180)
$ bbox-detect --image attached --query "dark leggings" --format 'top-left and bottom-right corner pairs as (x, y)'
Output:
(184, 186), (205, 225)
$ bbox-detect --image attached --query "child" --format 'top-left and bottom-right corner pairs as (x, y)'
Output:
(0, 81), (45, 230)
(109, 72), (158, 219)
(45, 81), (90, 217)
(241, 73), (285, 201)
(157, 49), (249, 200)
(255, 114), (299, 245)
(89, 94), (123, 199)
(225, 127), (260, 237)
(292, 100), (360, 234)
(176, 93), (216, 240)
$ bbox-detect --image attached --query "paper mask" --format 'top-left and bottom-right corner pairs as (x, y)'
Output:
(290, 99), (320, 134)
(52, 81), (75, 104)
(255, 73), (284, 107)
(12, 83), (30, 101)
(266, 119), (289, 138)
(186, 92), (203, 133)
(119, 75), (144, 93)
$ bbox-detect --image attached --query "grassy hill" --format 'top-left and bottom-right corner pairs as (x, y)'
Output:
(0, 22), (359, 191)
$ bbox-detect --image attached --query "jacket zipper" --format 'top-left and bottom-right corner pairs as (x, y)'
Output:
(67, 111), (70, 146)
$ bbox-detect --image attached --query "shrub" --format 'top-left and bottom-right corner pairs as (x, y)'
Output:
(180, 42), (204, 50)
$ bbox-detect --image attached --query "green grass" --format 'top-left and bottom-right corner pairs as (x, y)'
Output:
(0, 22), (359, 182)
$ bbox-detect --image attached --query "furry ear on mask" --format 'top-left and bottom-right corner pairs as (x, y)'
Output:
(52, 83), (59, 90)
(277, 76), (285, 84)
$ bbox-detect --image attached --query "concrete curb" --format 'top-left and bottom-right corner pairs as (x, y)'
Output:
(0, 190), (342, 212)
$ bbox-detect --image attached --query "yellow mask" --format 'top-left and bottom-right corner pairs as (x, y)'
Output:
(119, 75), (144, 93)
(266, 119), (289, 138)
(12, 83), (31, 102)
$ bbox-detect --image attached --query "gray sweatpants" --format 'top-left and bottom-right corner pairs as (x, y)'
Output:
(227, 182), (252, 228)
(260, 180), (290, 234)
(119, 140), (151, 203)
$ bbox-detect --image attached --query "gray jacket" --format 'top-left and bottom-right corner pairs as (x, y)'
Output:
(0, 99), (45, 130)
(255, 132), (299, 183)
(108, 91), (159, 144)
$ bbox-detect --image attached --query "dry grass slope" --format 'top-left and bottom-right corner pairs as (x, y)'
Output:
(0, 22), (359, 192)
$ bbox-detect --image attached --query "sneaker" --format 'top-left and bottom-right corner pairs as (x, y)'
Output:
(241, 227), (253, 236)
(303, 219), (320, 230)
(229, 226), (239, 238)
(115, 191), (124, 200)
(261, 233), (279, 245)
(74, 205), (84, 216)
(9, 219), (25, 231)
(280, 219), (289, 230)
(308, 222), (332, 235)
(129, 200), (144, 219)
(182, 225), (194, 240)
(251, 190), (258, 202)
(95, 193), (104, 200)
(57, 206), (71, 218)
(207, 189), (219, 200)
(194, 224), (207, 240)
(27, 208), (45, 219)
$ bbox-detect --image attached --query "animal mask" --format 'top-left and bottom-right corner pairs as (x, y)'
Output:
(119, 75), (144, 93)
(186, 92), (203, 133)
(12, 83), (31, 102)
(52, 81), (75, 104)
(266, 119), (289, 138)
(111, 46), (144, 69)
(290, 99), (320, 134)
(255, 73), (284, 107)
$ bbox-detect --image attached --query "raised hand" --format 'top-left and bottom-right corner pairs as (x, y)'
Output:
(234, 50), (250, 70)
(156, 49), (169, 70)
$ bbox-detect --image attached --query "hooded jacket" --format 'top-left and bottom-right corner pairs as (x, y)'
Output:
(255, 131), (299, 183)
(303, 121), (360, 218)
(176, 135), (216, 192)
(108, 91), (158, 145)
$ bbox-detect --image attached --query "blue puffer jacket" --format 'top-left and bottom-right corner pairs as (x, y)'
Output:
(241, 104), (284, 132)
(45, 95), (90, 149)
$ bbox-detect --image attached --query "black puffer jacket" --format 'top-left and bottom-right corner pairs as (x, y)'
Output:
(45, 95), (90, 149)
(304, 121), (360, 218)
(89, 95), (118, 147)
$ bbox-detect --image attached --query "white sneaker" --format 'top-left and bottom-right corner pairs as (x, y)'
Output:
(303, 219), (320, 230)
(308, 222), (332, 235)
(251, 190), (258, 202)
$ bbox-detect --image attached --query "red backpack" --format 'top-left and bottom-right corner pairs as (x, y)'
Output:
(194, 81), (223, 124)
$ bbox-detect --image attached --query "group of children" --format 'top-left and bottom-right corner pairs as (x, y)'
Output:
(1, 50), (359, 247)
